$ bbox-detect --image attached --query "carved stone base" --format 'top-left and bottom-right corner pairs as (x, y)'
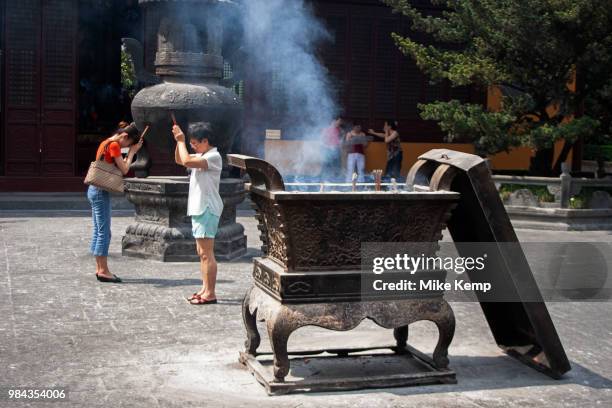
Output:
(122, 176), (247, 261)
(122, 225), (199, 262)
(240, 285), (456, 390)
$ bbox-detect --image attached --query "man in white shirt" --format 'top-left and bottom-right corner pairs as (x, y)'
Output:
(173, 122), (223, 305)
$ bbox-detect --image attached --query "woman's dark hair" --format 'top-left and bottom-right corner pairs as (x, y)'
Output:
(385, 119), (398, 131)
(188, 122), (213, 143)
(118, 122), (140, 145)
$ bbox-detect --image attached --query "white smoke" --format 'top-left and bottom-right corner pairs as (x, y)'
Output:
(241, 0), (339, 176)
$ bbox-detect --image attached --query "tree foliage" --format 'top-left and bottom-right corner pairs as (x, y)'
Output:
(121, 47), (137, 98)
(383, 0), (612, 174)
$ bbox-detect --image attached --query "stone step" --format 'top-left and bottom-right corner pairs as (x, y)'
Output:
(0, 192), (253, 212)
(0, 192), (134, 211)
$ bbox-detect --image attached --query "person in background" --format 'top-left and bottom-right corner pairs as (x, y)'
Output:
(320, 116), (343, 180)
(88, 123), (143, 283)
(368, 120), (402, 179)
(344, 124), (368, 182)
(173, 122), (223, 305)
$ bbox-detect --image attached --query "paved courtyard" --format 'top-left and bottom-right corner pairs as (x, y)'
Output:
(1, 209), (611, 407)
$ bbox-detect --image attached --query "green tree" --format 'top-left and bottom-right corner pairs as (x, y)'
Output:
(121, 46), (137, 99)
(383, 0), (612, 175)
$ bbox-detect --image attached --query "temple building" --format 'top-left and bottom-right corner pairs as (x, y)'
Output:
(0, 0), (521, 191)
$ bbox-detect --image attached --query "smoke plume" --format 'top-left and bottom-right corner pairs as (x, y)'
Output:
(240, 0), (339, 175)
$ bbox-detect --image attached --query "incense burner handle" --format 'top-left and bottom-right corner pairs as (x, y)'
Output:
(227, 154), (286, 191)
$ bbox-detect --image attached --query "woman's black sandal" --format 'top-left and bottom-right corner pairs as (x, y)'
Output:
(96, 274), (122, 283)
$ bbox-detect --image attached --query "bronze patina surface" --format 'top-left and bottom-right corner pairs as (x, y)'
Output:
(409, 149), (571, 379)
(229, 154), (458, 393)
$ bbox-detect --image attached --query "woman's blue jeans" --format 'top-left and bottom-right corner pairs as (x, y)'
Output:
(87, 185), (112, 257)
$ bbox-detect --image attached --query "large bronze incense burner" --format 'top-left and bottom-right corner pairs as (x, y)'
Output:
(236, 158), (460, 302)
(229, 154), (460, 393)
(229, 150), (571, 395)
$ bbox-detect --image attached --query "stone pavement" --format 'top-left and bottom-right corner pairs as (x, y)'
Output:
(0, 209), (611, 407)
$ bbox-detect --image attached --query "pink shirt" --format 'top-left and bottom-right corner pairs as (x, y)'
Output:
(322, 126), (341, 147)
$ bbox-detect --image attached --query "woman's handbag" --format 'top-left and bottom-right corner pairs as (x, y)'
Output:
(84, 141), (125, 193)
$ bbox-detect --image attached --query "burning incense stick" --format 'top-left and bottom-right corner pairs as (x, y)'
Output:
(170, 112), (177, 126)
(141, 125), (150, 139)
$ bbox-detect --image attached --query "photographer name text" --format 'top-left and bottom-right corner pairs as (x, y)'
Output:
(372, 279), (492, 293)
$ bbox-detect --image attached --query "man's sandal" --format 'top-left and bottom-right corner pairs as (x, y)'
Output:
(186, 293), (200, 302)
(189, 297), (217, 305)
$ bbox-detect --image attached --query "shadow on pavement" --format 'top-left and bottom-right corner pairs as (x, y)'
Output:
(119, 278), (235, 288)
(297, 355), (612, 397)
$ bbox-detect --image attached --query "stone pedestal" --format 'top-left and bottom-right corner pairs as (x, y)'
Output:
(216, 178), (249, 260)
(122, 176), (247, 261)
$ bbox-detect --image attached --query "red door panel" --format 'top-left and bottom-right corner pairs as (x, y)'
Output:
(3, 0), (76, 178)
(4, 0), (42, 176)
(41, 124), (74, 174)
(41, 0), (77, 176)
(4, 123), (39, 175)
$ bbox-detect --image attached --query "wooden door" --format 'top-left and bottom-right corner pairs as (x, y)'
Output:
(3, 0), (76, 177)
(40, 0), (77, 175)
(0, 0), (4, 174)
(4, 0), (41, 176)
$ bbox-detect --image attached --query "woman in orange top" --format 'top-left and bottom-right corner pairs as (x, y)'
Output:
(87, 123), (143, 283)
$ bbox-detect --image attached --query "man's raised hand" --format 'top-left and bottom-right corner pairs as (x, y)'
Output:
(172, 125), (185, 143)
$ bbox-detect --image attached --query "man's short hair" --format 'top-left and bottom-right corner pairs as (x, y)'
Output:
(188, 122), (213, 143)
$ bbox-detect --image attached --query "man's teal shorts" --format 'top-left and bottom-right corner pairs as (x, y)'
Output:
(191, 208), (220, 239)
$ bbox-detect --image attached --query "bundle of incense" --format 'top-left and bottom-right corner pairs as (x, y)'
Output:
(352, 172), (358, 191)
(373, 169), (383, 191)
(170, 112), (177, 126)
